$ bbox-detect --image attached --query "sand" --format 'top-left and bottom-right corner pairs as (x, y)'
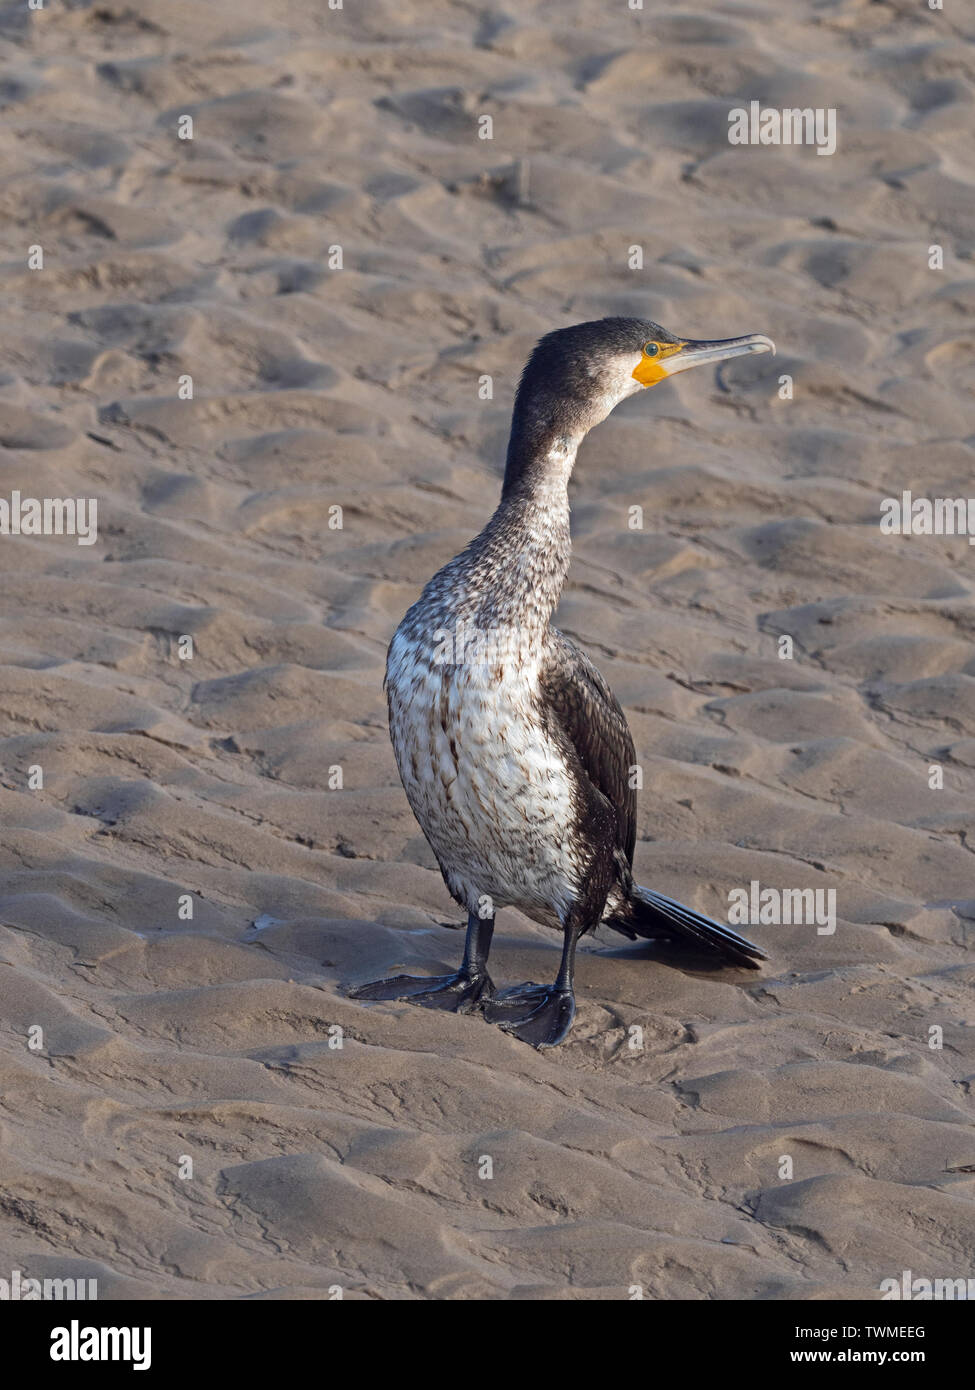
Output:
(0, 0), (973, 1300)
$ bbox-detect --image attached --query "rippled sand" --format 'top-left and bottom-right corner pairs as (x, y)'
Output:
(0, 0), (973, 1298)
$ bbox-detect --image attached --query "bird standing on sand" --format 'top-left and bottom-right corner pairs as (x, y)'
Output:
(350, 318), (772, 1047)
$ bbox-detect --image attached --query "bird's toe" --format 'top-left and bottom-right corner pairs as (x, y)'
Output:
(484, 984), (575, 1047)
(348, 971), (493, 1012)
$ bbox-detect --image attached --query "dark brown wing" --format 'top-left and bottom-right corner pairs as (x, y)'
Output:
(539, 629), (637, 867)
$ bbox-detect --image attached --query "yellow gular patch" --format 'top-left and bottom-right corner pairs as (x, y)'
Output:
(631, 341), (686, 387)
(632, 357), (668, 386)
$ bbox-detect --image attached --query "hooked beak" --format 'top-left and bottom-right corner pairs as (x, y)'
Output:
(632, 333), (776, 387)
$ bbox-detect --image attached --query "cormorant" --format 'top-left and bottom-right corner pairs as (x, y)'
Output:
(349, 318), (773, 1048)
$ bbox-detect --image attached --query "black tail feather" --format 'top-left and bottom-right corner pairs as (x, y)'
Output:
(612, 884), (766, 969)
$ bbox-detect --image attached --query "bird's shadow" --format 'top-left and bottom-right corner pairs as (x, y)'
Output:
(590, 936), (756, 976)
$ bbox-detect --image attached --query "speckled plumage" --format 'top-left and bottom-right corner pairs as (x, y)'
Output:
(386, 446), (585, 928)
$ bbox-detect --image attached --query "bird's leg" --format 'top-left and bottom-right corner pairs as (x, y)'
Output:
(347, 912), (495, 1013)
(482, 919), (580, 1048)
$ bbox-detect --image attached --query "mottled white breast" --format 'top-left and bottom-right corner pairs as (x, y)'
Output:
(386, 625), (583, 926)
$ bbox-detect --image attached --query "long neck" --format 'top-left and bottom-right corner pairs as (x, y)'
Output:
(456, 431), (580, 634)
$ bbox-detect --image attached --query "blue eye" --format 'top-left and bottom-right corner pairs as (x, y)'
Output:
(644, 343), (659, 357)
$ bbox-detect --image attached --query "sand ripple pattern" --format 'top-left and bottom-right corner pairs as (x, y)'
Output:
(0, 0), (973, 1298)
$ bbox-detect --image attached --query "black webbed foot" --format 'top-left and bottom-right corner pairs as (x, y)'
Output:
(348, 970), (494, 1013)
(482, 982), (576, 1048)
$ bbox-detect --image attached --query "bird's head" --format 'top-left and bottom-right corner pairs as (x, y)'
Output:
(514, 316), (776, 436)
(502, 316), (775, 499)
